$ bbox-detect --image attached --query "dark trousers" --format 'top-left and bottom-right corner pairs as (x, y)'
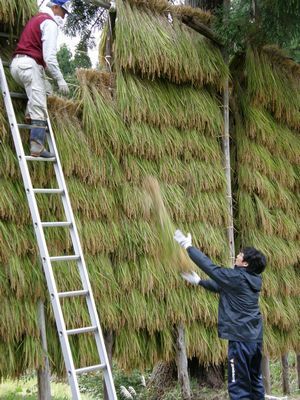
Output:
(227, 341), (265, 400)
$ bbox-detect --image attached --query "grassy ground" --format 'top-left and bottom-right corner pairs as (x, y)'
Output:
(0, 355), (299, 399)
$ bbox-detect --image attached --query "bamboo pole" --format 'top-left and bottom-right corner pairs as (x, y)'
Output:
(37, 299), (51, 400)
(222, 0), (235, 266)
(175, 324), (191, 400)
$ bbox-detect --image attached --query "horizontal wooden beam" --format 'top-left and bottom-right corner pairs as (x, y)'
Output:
(181, 16), (222, 47)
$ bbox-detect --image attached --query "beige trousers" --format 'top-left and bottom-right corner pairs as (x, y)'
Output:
(10, 55), (48, 121)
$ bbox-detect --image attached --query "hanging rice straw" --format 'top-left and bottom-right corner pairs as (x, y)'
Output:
(143, 176), (194, 273)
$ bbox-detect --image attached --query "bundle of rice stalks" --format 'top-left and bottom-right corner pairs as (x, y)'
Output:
(0, 297), (39, 342)
(126, 123), (183, 161)
(245, 47), (300, 129)
(124, 0), (169, 13)
(186, 323), (226, 365)
(50, 111), (102, 184)
(80, 220), (121, 256)
(4, 255), (45, 301)
(261, 296), (300, 331)
(262, 265), (300, 297)
(143, 176), (195, 273)
(244, 106), (300, 165)
(76, 68), (115, 101)
(183, 222), (228, 263)
(115, 0), (227, 88)
(0, 221), (36, 263)
(238, 138), (297, 189)
(237, 230), (300, 270)
(117, 182), (149, 220)
(80, 81), (129, 158)
(0, 142), (21, 180)
(68, 179), (117, 221)
(237, 166), (298, 212)
(0, 0), (37, 34)
(117, 72), (223, 133)
(0, 179), (31, 224)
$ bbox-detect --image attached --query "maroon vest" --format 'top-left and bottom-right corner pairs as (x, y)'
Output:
(13, 13), (54, 68)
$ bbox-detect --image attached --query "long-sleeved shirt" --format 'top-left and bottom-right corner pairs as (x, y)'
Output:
(40, 18), (64, 82)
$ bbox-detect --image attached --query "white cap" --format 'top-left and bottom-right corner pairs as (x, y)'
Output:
(46, 0), (72, 14)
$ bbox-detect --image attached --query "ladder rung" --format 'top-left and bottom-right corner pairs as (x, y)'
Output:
(25, 156), (56, 162)
(9, 91), (27, 99)
(66, 326), (97, 335)
(49, 255), (80, 262)
(18, 123), (44, 130)
(33, 188), (63, 194)
(58, 290), (89, 298)
(75, 364), (106, 375)
(41, 221), (72, 228)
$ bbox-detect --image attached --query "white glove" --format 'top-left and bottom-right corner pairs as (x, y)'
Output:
(174, 229), (192, 249)
(181, 271), (201, 285)
(57, 79), (69, 95)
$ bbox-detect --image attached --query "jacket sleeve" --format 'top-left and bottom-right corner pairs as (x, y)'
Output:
(199, 279), (221, 293)
(187, 246), (239, 290)
(40, 19), (65, 83)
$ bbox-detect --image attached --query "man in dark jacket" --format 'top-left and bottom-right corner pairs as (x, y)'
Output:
(174, 229), (267, 400)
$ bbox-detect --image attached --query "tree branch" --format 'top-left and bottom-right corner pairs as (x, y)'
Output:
(83, 0), (111, 10)
(181, 15), (223, 47)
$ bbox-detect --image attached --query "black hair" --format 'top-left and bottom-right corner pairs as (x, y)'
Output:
(242, 247), (267, 274)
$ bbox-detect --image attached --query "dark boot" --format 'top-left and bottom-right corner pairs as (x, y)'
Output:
(30, 120), (55, 158)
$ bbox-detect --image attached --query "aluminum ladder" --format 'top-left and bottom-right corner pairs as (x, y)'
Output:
(0, 58), (117, 400)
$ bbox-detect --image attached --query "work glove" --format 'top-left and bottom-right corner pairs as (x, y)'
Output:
(57, 79), (69, 95)
(181, 271), (201, 285)
(174, 229), (192, 249)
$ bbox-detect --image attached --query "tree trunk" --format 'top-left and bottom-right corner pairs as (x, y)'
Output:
(37, 300), (51, 400)
(103, 330), (114, 400)
(281, 353), (290, 395)
(175, 324), (191, 400)
(104, 10), (116, 73)
(148, 361), (176, 399)
(297, 354), (300, 390)
(262, 355), (271, 395)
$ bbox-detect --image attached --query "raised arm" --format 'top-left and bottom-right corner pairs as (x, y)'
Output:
(174, 230), (238, 290)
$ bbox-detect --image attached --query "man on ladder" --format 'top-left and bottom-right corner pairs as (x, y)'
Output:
(10, 0), (71, 158)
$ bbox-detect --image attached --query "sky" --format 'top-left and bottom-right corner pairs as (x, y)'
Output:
(37, 0), (101, 67)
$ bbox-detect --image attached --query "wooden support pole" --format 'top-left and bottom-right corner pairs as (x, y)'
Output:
(281, 353), (290, 395)
(297, 354), (300, 390)
(262, 354), (271, 395)
(37, 300), (51, 400)
(175, 324), (191, 400)
(103, 330), (114, 400)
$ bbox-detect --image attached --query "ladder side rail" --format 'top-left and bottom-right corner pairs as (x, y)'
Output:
(45, 117), (117, 399)
(0, 59), (81, 399)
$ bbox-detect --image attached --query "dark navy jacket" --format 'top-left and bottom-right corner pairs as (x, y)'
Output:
(187, 246), (263, 342)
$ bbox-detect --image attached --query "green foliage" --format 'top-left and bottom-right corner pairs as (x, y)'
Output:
(214, 0), (300, 56)
(63, 0), (107, 47)
(57, 44), (75, 76)
(57, 43), (92, 98)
